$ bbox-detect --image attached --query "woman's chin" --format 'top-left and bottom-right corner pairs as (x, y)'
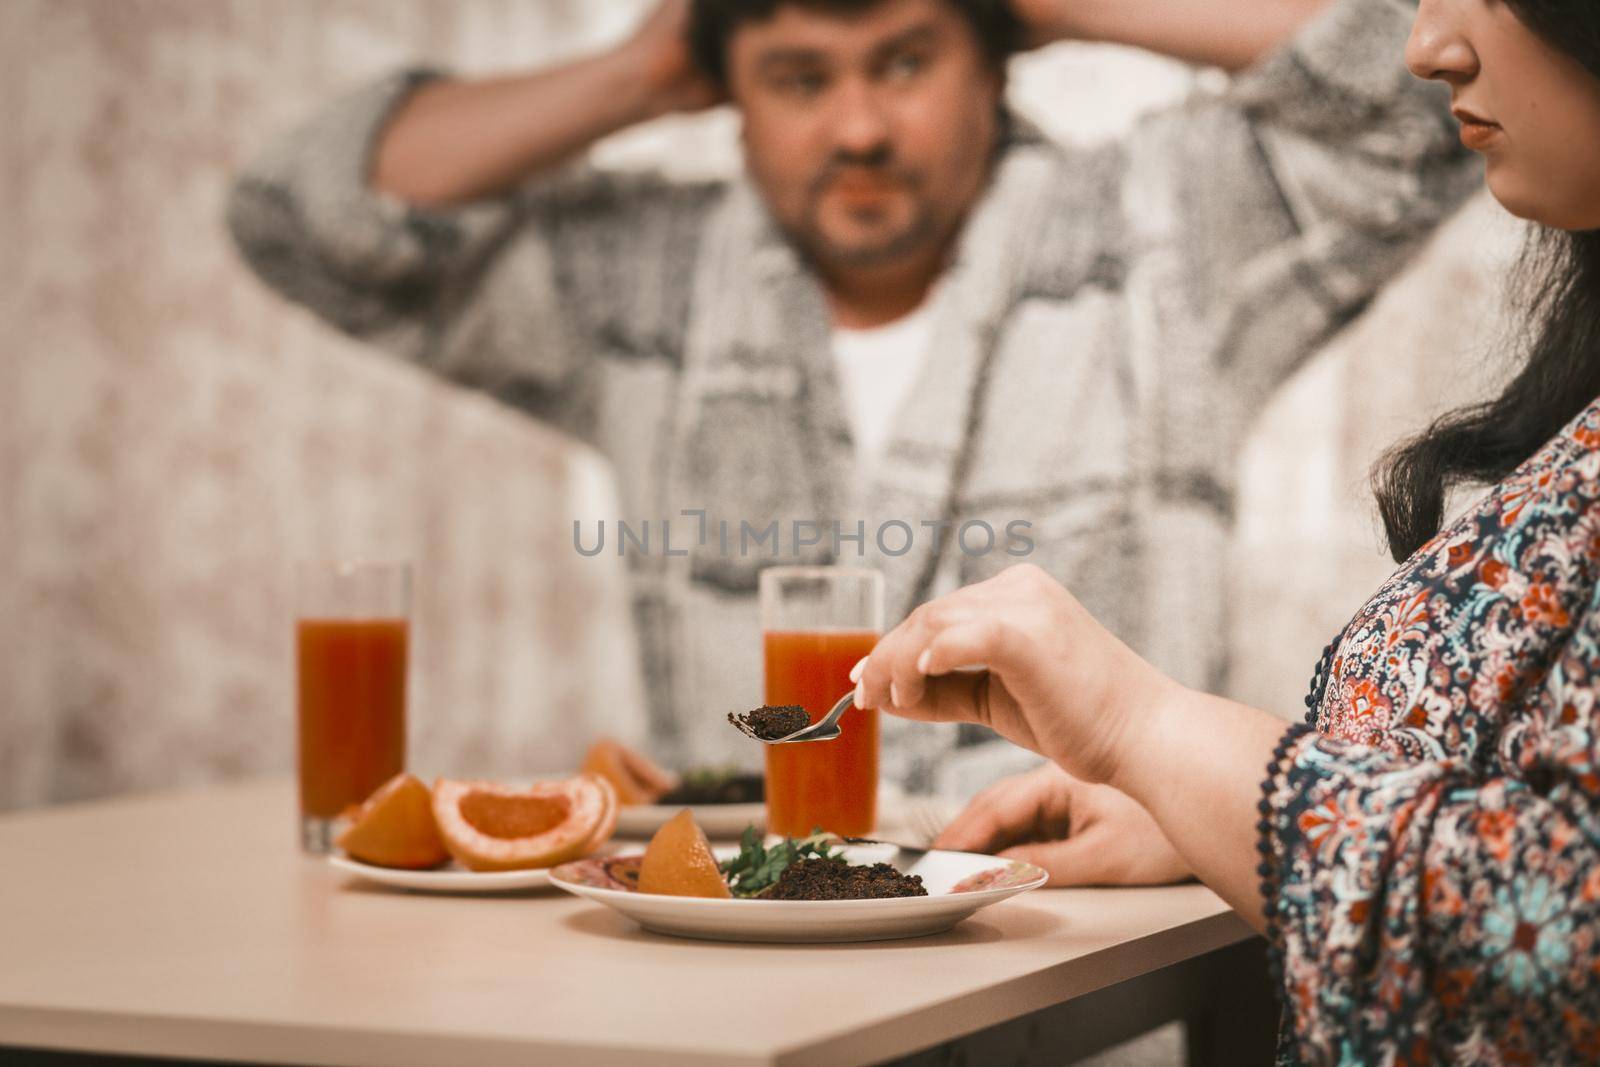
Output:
(1487, 168), (1600, 231)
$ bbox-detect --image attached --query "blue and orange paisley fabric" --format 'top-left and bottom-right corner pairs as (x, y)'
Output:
(1261, 399), (1600, 1065)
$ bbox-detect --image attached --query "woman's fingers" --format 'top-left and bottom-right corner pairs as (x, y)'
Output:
(859, 616), (1008, 720)
(884, 605), (972, 710)
(900, 619), (1027, 736)
(858, 574), (1011, 694)
(932, 767), (1073, 852)
(936, 776), (1170, 887)
(932, 804), (1007, 853)
(999, 834), (1107, 887)
(877, 669), (987, 725)
(917, 618), (1011, 679)
(856, 566), (1055, 736)
(856, 599), (964, 711)
(932, 777), (1032, 852)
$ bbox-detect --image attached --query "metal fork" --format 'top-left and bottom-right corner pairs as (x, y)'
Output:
(730, 691), (854, 745)
(838, 799), (955, 872)
(733, 662), (990, 745)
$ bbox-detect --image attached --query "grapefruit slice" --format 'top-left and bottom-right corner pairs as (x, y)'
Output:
(433, 775), (617, 872)
(580, 738), (679, 805)
(584, 774), (620, 853)
(334, 772), (448, 870)
(638, 809), (732, 899)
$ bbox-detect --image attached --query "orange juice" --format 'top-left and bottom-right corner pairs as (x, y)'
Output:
(763, 629), (879, 837)
(296, 618), (407, 818)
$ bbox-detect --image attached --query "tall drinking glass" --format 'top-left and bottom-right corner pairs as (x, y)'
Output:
(760, 566), (883, 837)
(295, 561), (410, 853)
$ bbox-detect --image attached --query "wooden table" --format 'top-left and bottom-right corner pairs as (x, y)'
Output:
(0, 782), (1275, 1067)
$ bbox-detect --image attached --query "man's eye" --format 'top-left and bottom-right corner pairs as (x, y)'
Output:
(884, 51), (928, 82)
(777, 72), (827, 98)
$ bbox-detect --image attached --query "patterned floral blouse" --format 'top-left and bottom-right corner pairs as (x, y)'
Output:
(1260, 397), (1600, 1065)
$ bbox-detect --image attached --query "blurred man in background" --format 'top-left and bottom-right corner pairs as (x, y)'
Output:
(229, 0), (1474, 792)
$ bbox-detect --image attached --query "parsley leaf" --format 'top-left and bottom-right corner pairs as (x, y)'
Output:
(719, 826), (840, 898)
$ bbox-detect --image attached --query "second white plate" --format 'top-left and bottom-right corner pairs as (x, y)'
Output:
(328, 855), (555, 893)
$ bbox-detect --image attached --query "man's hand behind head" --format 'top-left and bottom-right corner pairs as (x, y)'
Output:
(626, 0), (728, 118)
(1003, 0), (1081, 48)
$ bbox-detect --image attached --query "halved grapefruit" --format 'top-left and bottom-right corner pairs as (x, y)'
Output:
(638, 809), (732, 899)
(433, 775), (617, 872)
(580, 738), (680, 806)
(334, 772), (449, 870)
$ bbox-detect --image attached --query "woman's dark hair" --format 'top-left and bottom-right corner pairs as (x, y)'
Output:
(1373, 0), (1600, 562)
(688, 0), (1024, 88)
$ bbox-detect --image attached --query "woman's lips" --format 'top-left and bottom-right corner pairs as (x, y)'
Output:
(1453, 108), (1503, 151)
(1458, 120), (1502, 151)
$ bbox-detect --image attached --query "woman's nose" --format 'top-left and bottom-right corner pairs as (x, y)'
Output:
(1404, 0), (1479, 83)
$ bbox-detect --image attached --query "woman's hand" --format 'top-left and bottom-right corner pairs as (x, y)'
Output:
(853, 563), (1180, 785)
(934, 763), (1193, 886)
(861, 564), (1294, 928)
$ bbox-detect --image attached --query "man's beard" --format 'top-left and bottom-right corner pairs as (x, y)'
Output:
(800, 204), (938, 268)
(792, 151), (938, 269)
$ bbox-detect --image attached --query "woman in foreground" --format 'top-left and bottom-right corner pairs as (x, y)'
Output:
(854, 0), (1600, 1060)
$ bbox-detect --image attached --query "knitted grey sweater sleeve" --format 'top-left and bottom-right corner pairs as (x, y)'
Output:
(932, 0), (1476, 799)
(225, 69), (718, 418)
(1114, 0), (1476, 414)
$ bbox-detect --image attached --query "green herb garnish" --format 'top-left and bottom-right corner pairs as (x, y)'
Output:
(719, 826), (841, 898)
(677, 766), (742, 791)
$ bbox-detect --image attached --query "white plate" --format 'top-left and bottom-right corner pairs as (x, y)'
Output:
(328, 855), (556, 893)
(549, 844), (1047, 943)
(614, 802), (765, 840)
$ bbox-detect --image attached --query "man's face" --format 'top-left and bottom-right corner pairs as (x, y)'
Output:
(725, 0), (1003, 273)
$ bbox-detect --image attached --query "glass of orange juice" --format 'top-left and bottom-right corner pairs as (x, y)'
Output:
(760, 566), (883, 837)
(294, 560), (410, 853)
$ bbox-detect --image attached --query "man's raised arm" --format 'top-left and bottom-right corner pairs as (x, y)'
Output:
(1014, 0), (1332, 72)
(1015, 0), (1474, 415)
(227, 0), (721, 411)
(373, 0), (719, 206)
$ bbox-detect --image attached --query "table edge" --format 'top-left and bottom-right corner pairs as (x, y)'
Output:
(1, 911), (1256, 1067)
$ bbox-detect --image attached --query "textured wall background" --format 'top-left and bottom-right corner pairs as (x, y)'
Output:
(0, 0), (1519, 811)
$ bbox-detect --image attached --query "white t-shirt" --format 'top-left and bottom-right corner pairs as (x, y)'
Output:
(830, 299), (939, 476)
(830, 298), (963, 600)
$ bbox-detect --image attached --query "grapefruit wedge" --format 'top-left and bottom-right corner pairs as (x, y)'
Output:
(433, 775), (617, 872)
(580, 738), (679, 805)
(334, 772), (448, 870)
(638, 809), (732, 899)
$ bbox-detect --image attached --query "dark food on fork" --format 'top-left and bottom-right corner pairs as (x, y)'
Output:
(728, 704), (810, 741)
